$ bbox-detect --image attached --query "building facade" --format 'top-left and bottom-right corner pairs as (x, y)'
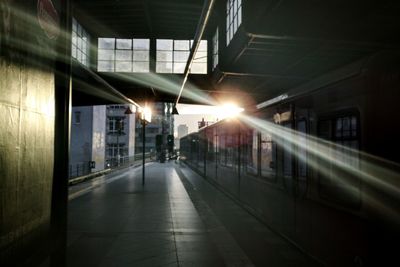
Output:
(70, 106), (107, 177)
(177, 124), (189, 138)
(70, 104), (136, 177)
(105, 105), (136, 167)
(135, 102), (174, 154)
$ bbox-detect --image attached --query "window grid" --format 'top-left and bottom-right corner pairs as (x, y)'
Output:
(98, 38), (150, 73)
(318, 114), (361, 208)
(107, 143), (127, 157)
(108, 117), (126, 133)
(226, 0), (242, 45)
(212, 28), (219, 70)
(156, 39), (208, 74)
(72, 18), (90, 67)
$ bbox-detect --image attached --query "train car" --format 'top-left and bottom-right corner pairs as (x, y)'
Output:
(180, 52), (400, 266)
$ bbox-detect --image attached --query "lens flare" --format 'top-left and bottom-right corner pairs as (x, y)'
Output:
(218, 103), (244, 119)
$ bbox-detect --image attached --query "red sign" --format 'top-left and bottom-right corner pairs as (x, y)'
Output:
(37, 0), (59, 40)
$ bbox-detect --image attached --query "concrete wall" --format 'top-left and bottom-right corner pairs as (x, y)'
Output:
(0, 1), (58, 264)
(91, 105), (106, 172)
(70, 106), (93, 168)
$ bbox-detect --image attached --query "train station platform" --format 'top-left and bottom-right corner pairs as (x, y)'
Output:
(66, 162), (320, 267)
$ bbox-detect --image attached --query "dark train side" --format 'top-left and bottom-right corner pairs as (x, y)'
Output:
(179, 52), (400, 267)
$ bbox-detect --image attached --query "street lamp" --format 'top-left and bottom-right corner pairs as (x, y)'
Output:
(138, 105), (152, 185)
(115, 105), (133, 167)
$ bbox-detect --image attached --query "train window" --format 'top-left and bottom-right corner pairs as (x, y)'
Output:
(260, 132), (276, 179)
(282, 123), (293, 177)
(226, 135), (234, 167)
(206, 132), (214, 162)
(219, 134), (227, 166)
(318, 114), (361, 208)
(297, 120), (307, 178)
(246, 130), (258, 175)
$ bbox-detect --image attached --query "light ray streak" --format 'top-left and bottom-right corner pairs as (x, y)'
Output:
(240, 114), (400, 199)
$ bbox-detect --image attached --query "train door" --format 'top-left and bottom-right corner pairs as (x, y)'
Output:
(206, 127), (217, 180)
(278, 107), (311, 243)
(280, 120), (296, 239)
(294, 117), (312, 251)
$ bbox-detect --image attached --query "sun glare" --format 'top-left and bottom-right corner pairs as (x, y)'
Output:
(218, 103), (244, 119)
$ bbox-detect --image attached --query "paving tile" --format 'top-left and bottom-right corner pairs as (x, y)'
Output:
(67, 162), (320, 266)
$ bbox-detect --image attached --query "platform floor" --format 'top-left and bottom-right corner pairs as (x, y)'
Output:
(67, 162), (320, 267)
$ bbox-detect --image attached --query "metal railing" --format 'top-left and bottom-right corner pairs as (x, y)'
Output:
(69, 162), (91, 179)
(69, 152), (155, 179)
(105, 152), (154, 168)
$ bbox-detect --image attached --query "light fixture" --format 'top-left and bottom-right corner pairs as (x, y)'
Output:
(172, 105), (179, 115)
(124, 106), (133, 115)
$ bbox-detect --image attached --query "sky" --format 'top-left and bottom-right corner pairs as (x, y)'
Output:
(173, 103), (243, 137)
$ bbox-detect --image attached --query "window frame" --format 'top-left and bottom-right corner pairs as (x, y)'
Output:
(226, 0), (243, 45)
(156, 39), (208, 74)
(260, 130), (277, 182)
(98, 38), (150, 73)
(212, 28), (219, 71)
(245, 129), (259, 176)
(317, 110), (362, 209)
(72, 18), (90, 67)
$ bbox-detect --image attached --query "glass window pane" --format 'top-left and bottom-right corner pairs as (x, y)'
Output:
(98, 49), (115, 60)
(157, 39), (173, 50)
(238, 6), (242, 25)
(72, 19), (77, 32)
(297, 121), (307, 177)
(77, 50), (82, 61)
(174, 51), (189, 62)
(247, 130), (258, 175)
(133, 62), (149, 72)
(133, 39), (150, 50)
(351, 116), (357, 137)
(173, 62), (186, 73)
(80, 53), (86, 64)
(234, 15), (238, 33)
(116, 50), (132, 61)
(116, 39), (132, 49)
(157, 51), (173, 62)
(115, 61), (132, 72)
(197, 40), (208, 51)
(343, 117), (350, 137)
(336, 118), (342, 137)
(156, 62), (173, 73)
(190, 62), (207, 74)
(98, 38), (115, 49)
(194, 51), (207, 63)
(72, 46), (77, 59)
(174, 40), (190, 50)
(261, 132), (274, 177)
(77, 37), (81, 50)
(82, 41), (87, 53)
(98, 61), (114, 72)
(133, 51), (149, 61)
(77, 23), (82, 36)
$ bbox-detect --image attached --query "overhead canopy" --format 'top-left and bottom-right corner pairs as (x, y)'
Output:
(71, 0), (400, 107)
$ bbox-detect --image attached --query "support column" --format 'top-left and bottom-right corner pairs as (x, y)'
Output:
(142, 121), (146, 185)
(50, 0), (72, 266)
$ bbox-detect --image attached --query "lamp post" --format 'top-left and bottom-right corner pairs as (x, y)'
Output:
(116, 118), (121, 166)
(124, 106), (133, 165)
(139, 106), (152, 185)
